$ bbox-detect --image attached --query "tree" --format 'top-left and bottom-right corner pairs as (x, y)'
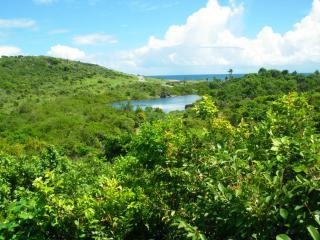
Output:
(193, 95), (218, 120)
(228, 69), (233, 78)
(258, 67), (267, 75)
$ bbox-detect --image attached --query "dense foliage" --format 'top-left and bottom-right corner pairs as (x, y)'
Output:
(0, 57), (319, 239)
(0, 56), (170, 157)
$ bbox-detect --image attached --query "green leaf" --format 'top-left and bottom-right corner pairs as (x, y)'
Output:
(315, 213), (320, 226)
(276, 234), (292, 240)
(307, 225), (320, 240)
(265, 196), (272, 203)
(218, 183), (226, 194)
(294, 205), (303, 211)
(293, 165), (307, 173)
(18, 211), (34, 220)
(280, 208), (288, 220)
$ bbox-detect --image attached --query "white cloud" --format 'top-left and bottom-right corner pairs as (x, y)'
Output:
(0, 32), (8, 38)
(0, 46), (21, 56)
(73, 33), (117, 45)
(88, 0), (101, 6)
(128, 0), (180, 12)
(48, 29), (69, 35)
(47, 45), (86, 60)
(111, 0), (320, 74)
(34, 0), (102, 5)
(0, 18), (36, 29)
(33, 0), (56, 4)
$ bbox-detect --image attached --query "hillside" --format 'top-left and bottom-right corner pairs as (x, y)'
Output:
(0, 56), (135, 109)
(177, 70), (320, 125)
(0, 56), (132, 88)
(0, 57), (319, 239)
(0, 56), (168, 157)
(0, 57), (320, 157)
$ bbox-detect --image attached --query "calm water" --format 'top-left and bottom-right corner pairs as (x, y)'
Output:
(148, 74), (245, 81)
(149, 72), (312, 81)
(112, 95), (202, 113)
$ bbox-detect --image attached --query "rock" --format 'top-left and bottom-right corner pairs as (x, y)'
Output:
(160, 91), (171, 98)
(185, 103), (194, 109)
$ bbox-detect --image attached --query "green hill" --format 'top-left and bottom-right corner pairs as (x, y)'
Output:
(0, 56), (136, 108)
(0, 55), (132, 87)
(0, 56), (166, 157)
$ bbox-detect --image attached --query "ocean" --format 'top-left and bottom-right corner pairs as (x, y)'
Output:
(148, 72), (313, 81)
(148, 74), (245, 81)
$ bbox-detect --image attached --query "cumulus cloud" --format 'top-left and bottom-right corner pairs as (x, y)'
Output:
(111, 0), (320, 74)
(48, 29), (69, 35)
(0, 18), (36, 29)
(73, 33), (117, 45)
(33, 0), (56, 5)
(0, 46), (21, 56)
(47, 45), (86, 60)
(128, 0), (180, 12)
(88, 0), (101, 6)
(34, 0), (102, 5)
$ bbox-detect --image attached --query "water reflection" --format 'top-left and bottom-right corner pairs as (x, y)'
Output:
(112, 95), (201, 113)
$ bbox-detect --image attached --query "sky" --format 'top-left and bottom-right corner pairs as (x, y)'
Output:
(0, 0), (319, 75)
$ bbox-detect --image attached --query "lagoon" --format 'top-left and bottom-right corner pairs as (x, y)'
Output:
(112, 95), (201, 113)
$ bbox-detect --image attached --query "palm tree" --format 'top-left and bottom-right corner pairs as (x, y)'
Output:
(228, 69), (233, 79)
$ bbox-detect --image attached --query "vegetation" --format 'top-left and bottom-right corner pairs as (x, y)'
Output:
(0, 56), (168, 158)
(0, 56), (319, 239)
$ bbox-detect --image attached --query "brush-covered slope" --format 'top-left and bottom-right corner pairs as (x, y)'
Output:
(0, 56), (133, 88)
(0, 56), (165, 157)
(0, 56), (137, 103)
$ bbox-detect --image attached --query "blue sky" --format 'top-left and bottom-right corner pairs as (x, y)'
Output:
(0, 0), (319, 74)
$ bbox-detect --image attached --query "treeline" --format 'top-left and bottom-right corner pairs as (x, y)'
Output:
(177, 69), (320, 125)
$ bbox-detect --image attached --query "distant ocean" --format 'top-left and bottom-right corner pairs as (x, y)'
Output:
(148, 72), (312, 81)
(148, 74), (245, 81)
